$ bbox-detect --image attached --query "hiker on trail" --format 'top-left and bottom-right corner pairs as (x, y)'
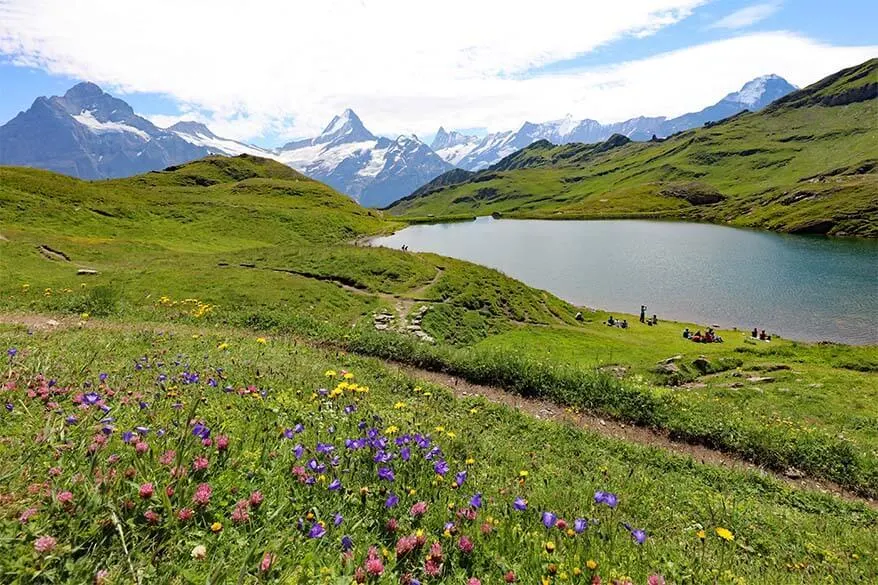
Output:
(640, 305), (646, 323)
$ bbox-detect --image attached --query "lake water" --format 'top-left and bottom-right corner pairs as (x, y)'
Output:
(370, 218), (878, 345)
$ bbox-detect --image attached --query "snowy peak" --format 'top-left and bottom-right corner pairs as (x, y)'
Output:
(722, 74), (798, 109)
(57, 82), (136, 121)
(169, 121), (271, 158)
(317, 108), (375, 145)
(168, 121), (216, 137)
(63, 82), (105, 102)
(431, 127), (478, 151)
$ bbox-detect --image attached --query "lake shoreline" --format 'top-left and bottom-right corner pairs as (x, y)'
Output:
(384, 210), (877, 240)
(368, 217), (878, 346)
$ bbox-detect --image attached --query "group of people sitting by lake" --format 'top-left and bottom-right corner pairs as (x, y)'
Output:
(752, 328), (772, 341)
(639, 305), (659, 326)
(606, 315), (628, 329)
(683, 327), (723, 343)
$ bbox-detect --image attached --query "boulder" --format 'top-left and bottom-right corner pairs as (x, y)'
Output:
(654, 362), (679, 375)
(746, 376), (774, 384)
(692, 357), (712, 374)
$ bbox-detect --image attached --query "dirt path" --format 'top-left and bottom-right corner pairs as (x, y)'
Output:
(0, 311), (873, 508)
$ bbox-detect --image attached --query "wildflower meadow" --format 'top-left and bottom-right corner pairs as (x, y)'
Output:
(1, 325), (874, 584)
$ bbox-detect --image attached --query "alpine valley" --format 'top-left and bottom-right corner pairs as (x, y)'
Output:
(1, 74), (799, 207)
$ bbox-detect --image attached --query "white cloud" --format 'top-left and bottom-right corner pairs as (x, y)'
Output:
(709, 2), (781, 30)
(0, 1), (874, 143)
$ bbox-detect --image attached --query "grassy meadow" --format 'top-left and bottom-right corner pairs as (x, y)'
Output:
(1, 324), (876, 584)
(1, 152), (877, 582)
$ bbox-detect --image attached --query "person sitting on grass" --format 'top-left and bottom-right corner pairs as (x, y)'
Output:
(692, 330), (702, 342)
(683, 328), (690, 339)
(607, 315), (615, 326)
(620, 319), (628, 329)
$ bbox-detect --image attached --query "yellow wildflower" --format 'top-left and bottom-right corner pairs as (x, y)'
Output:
(81, 312), (90, 321)
(586, 560), (597, 570)
(465, 457), (475, 465)
(697, 529), (706, 540)
(519, 470), (529, 478)
(409, 488), (417, 496)
(343, 372), (354, 379)
(469, 408), (478, 414)
(434, 426), (445, 432)
(573, 568), (582, 576)
(445, 431), (456, 439)
(324, 370), (337, 377)
(384, 425), (399, 435)
(255, 337), (267, 344)
(545, 541), (556, 553)
(210, 522), (223, 533)
(217, 342), (229, 350)
(422, 392), (432, 397)
(394, 401), (406, 409)
(716, 527), (734, 542)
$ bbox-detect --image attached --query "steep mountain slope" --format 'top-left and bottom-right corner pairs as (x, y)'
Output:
(0, 82), (210, 179)
(167, 121), (272, 158)
(274, 110), (453, 208)
(434, 75), (797, 171)
(388, 59), (878, 237)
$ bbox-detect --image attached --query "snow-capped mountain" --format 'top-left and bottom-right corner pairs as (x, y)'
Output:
(1, 75), (795, 205)
(274, 110), (453, 207)
(167, 121), (272, 158)
(430, 127), (482, 166)
(434, 75), (797, 171)
(0, 82), (210, 179)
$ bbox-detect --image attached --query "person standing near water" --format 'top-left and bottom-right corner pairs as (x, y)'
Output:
(640, 305), (646, 323)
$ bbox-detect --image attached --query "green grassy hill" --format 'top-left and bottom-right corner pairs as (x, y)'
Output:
(2, 153), (877, 499)
(388, 59), (878, 237)
(2, 151), (878, 581)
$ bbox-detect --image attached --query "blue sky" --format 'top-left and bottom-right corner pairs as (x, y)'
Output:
(0, 0), (875, 147)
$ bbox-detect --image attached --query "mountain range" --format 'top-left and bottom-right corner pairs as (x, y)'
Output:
(0, 82), (211, 180)
(272, 110), (453, 208)
(0, 74), (796, 206)
(430, 75), (798, 171)
(388, 59), (878, 237)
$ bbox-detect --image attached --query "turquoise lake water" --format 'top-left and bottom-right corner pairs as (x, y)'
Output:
(371, 218), (878, 344)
